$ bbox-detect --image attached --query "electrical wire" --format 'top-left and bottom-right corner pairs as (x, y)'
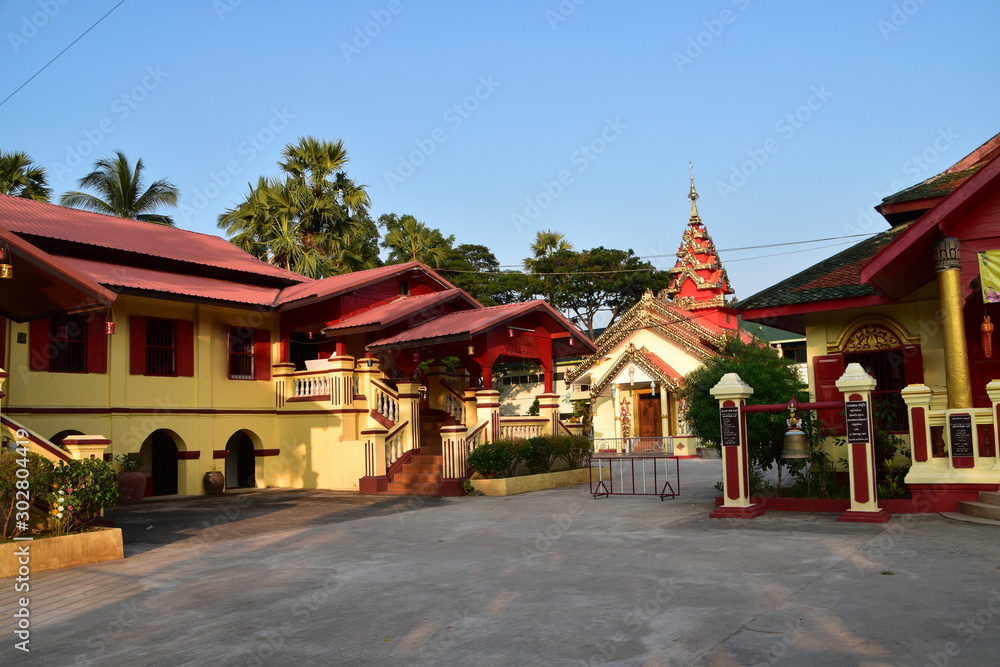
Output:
(0, 0), (128, 109)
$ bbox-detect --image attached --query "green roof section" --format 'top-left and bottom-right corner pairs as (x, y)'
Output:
(738, 319), (802, 342)
(735, 225), (908, 311)
(880, 166), (982, 206)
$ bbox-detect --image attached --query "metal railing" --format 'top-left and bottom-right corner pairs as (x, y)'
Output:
(589, 455), (680, 500)
(591, 437), (674, 455)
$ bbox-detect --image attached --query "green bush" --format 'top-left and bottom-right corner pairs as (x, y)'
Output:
(46, 458), (119, 536)
(115, 452), (144, 473)
(0, 451), (54, 538)
(561, 436), (592, 469)
(523, 436), (560, 475)
(467, 440), (524, 479)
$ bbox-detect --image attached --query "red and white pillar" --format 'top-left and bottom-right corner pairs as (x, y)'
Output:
(836, 363), (891, 523)
(709, 373), (764, 519)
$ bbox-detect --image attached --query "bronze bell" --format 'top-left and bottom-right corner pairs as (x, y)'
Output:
(781, 404), (810, 459)
(0, 263), (12, 279)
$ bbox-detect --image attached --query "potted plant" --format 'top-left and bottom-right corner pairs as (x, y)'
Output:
(203, 464), (225, 495)
(115, 453), (146, 504)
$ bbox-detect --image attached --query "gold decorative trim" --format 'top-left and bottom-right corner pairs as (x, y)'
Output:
(828, 316), (919, 353)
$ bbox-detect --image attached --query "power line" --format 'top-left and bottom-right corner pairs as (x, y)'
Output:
(438, 236), (869, 276)
(0, 1), (128, 109)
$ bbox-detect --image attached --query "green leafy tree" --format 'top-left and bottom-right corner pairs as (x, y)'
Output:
(219, 137), (376, 277)
(60, 150), (179, 225)
(529, 246), (672, 338)
(379, 213), (454, 268)
(679, 337), (810, 489)
(442, 243), (532, 306)
(0, 149), (51, 201)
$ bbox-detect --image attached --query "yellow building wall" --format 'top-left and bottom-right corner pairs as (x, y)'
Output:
(1, 295), (373, 494)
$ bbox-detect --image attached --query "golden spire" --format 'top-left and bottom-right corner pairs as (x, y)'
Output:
(688, 161), (701, 224)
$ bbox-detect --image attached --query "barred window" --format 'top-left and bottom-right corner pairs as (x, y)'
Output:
(146, 319), (176, 376)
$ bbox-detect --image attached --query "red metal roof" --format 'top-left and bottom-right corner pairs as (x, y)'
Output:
(0, 227), (117, 322)
(275, 262), (454, 308)
(321, 289), (478, 333)
(59, 256), (282, 306)
(367, 300), (595, 352)
(0, 194), (306, 283)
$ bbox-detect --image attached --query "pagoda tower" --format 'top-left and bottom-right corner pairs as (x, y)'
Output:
(663, 166), (737, 330)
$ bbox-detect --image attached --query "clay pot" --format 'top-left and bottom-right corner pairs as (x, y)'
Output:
(203, 471), (226, 495)
(118, 472), (147, 504)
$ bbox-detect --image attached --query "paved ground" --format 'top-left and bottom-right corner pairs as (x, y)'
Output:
(3, 459), (1000, 666)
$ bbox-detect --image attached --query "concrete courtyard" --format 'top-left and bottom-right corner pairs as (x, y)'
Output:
(3, 459), (999, 666)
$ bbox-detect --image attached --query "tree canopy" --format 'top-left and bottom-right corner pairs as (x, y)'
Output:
(379, 213), (453, 268)
(679, 337), (809, 475)
(219, 137), (376, 277)
(60, 150), (178, 224)
(0, 150), (51, 201)
(527, 245), (672, 338)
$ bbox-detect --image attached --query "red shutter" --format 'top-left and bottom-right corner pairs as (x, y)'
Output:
(254, 328), (271, 380)
(903, 344), (923, 386)
(29, 318), (50, 372)
(130, 316), (146, 375)
(176, 320), (195, 377)
(813, 354), (846, 435)
(86, 314), (108, 374)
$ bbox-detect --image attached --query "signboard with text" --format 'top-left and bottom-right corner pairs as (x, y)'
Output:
(846, 400), (870, 444)
(949, 413), (974, 458)
(720, 405), (740, 447)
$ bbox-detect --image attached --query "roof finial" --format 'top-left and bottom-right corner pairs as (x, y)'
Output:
(687, 162), (701, 224)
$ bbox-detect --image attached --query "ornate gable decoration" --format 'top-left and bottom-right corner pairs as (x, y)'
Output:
(828, 316), (919, 353)
(589, 342), (682, 398)
(564, 289), (723, 384)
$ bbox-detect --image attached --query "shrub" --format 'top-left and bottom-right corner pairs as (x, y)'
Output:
(0, 451), (54, 538)
(523, 436), (560, 475)
(560, 436), (592, 469)
(467, 440), (525, 479)
(115, 452), (144, 473)
(46, 458), (119, 536)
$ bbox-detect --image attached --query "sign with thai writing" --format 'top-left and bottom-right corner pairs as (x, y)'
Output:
(949, 413), (974, 458)
(846, 400), (870, 444)
(720, 405), (740, 447)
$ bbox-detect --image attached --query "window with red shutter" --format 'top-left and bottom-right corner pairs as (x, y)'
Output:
(228, 327), (270, 380)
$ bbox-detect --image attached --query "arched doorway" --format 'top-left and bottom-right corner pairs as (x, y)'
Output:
(140, 430), (179, 496)
(224, 431), (256, 489)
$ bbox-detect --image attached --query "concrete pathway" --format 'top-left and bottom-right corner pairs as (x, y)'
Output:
(3, 459), (999, 666)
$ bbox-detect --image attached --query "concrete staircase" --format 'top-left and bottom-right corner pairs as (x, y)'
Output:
(385, 409), (461, 495)
(957, 491), (1000, 523)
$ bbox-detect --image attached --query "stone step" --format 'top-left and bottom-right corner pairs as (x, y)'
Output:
(412, 454), (443, 464)
(393, 472), (440, 483)
(979, 491), (1000, 507)
(386, 481), (439, 495)
(958, 501), (1000, 521)
(404, 463), (443, 475)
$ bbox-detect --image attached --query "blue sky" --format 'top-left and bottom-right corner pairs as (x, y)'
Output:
(2, 0), (998, 301)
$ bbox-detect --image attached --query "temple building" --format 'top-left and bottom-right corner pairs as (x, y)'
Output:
(566, 174), (750, 456)
(738, 132), (1000, 512)
(0, 194), (595, 496)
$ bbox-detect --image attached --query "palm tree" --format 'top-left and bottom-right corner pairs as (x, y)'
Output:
(524, 229), (572, 271)
(381, 214), (452, 268)
(0, 150), (51, 201)
(219, 137), (376, 277)
(60, 150), (179, 225)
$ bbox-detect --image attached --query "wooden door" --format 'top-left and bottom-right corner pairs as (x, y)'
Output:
(637, 394), (662, 438)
